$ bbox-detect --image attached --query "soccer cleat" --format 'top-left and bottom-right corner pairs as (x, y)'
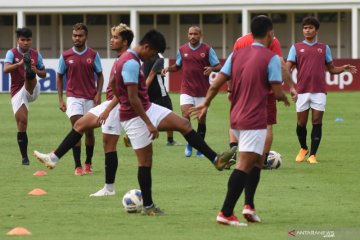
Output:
(23, 53), (36, 80)
(141, 205), (164, 216)
(213, 146), (237, 171)
(84, 163), (93, 174)
(123, 135), (131, 147)
(307, 155), (318, 164)
(184, 144), (192, 157)
(33, 150), (56, 169)
(242, 205), (261, 223)
(196, 150), (204, 158)
(295, 148), (309, 162)
(224, 152), (237, 170)
(74, 167), (84, 176)
(89, 187), (115, 197)
(166, 140), (182, 146)
(22, 158), (30, 166)
(216, 211), (247, 226)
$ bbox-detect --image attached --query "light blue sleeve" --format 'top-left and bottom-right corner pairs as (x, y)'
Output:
(175, 50), (182, 66)
(4, 50), (14, 63)
(220, 53), (233, 77)
(57, 55), (66, 74)
(93, 52), (103, 73)
(325, 45), (333, 64)
(37, 52), (45, 69)
(287, 45), (296, 62)
(208, 48), (220, 66)
(268, 55), (282, 83)
(122, 59), (140, 84)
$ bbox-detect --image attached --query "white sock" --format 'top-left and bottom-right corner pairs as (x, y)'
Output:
(105, 184), (114, 192)
(50, 152), (59, 162)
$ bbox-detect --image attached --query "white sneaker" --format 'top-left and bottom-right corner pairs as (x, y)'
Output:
(89, 187), (115, 197)
(33, 150), (57, 169)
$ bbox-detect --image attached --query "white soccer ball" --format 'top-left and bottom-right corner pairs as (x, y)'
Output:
(122, 189), (143, 213)
(266, 150), (282, 169)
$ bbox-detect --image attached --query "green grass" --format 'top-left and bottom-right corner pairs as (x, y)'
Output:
(0, 92), (359, 240)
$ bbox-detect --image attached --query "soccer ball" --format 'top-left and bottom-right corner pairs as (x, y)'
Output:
(122, 189), (143, 213)
(266, 150), (282, 169)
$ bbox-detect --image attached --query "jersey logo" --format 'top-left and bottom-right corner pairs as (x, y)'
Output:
(300, 49), (305, 53)
(317, 48), (323, 53)
(184, 53), (188, 57)
(68, 60), (74, 64)
(87, 58), (92, 64)
(200, 53), (205, 58)
(15, 58), (20, 62)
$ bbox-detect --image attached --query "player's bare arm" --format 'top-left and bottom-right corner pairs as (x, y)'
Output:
(327, 63), (357, 75)
(162, 64), (180, 75)
(271, 83), (290, 107)
(94, 72), (104, 106)
(145, 70), (157, 87)
(191, 72), (228, 120)
(280, 57), (297, 102)
(203, 63), (221, 76)
(127, 84), (159, 140)
(56, 73), (66, 112)
(34, 66), (46, 78)
(3, 60), (24, 73)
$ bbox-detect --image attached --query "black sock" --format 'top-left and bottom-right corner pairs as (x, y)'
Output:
(229, 142), (238, 149)
(244, 167), (261, 209)
(138, 166), (153, 207)
(17, 132), (28, 160)
(263, 152), (269, 165)
(221, 169), (248, 217)
(167, 137), (174, 143)
(105, 151), (118, 184)
(85, 145), (94, 164)
(296, 125), (308, 150)
(54, 129), (83, 159)
(183, 130), (217, 162)
(72, 146), (82, 168)
(197, 123), (206, 139)
(310, 124), (322, 156)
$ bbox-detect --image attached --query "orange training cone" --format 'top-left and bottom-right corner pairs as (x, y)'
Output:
(33, 170), (47, 176)
(7, 227), (32, 235)
(28, 188), (47, 195)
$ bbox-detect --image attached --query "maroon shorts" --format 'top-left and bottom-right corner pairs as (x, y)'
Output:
(267, 93), (277, 125)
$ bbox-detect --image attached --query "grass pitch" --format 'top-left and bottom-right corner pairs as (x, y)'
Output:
(0, 92), (359, 240)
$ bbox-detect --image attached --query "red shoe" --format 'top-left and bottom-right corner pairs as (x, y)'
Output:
(216, 211), (247, 226)
(242, 205), (261, 223)
(84, 163), (93, 174)
(74, 167), (83, 176)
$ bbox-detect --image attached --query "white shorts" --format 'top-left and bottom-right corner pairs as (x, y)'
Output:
(180, 94), (205, 106)
(296, 93), (326, 112)
(121, 103), (172, 150)
(88, 100), (122, 135)
(66, 97), (94, 118)
(11, 82), (40, 114)
(231, 129), (267, 155)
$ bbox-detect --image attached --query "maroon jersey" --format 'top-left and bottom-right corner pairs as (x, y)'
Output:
(291, 42), (329, 94)
(114, 50), (151, 121)
(61, 48), (99, 99)
(9, 48), (39, 97)
(178, 43), (213, 97)
(229, 46), (278, 130)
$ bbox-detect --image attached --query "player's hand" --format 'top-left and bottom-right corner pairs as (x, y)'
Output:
(147, 123), (159, 140)
(344, 65), (357, 74)
(161, 68), (168, 75)
(97, 109), (110, 126)
(289, 87), (298, 102)
(203, 66), (212, 76)
(94, 93), (101, 106)
(59, 100), (66, 112)
(282, 95), (290, 107)
(190, 104), (208, 120)
(227, 92), (232, 102)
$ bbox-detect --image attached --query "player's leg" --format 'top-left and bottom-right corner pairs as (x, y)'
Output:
(157, 109), (236, 171)
(180, 94), (194, 157)
(224, 129), (238, 170)
(307, 93), (326, 164)
(194, 97), (206, 157)
(295, 93), (311, 162)
(15, 105), (29, 165)
(84, 128), (95, 173)
(217, 129), (265, 226)
(70, 115), (83, 174)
